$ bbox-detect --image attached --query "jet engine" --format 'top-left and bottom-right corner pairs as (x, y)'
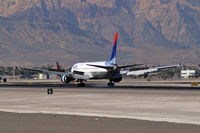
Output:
(0, 77), (7, 83)
(3, 78), (7, 83)
(61, 75), (73, 83)
(110, 73), (122, 82)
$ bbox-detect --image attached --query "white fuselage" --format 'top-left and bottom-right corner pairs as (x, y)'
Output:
(71, 61), (114, 79)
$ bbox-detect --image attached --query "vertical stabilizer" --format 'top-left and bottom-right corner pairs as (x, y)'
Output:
(56, 62), (61, 70)
(109, 32), (118, 64)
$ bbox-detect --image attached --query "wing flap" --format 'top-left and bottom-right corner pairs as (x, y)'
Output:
(126, 65), (179, 76)
(73, 74), (89, 80)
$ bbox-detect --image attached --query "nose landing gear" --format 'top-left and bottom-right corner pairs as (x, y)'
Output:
(77, 83), (85, 87)
(77, 81), (85, 87)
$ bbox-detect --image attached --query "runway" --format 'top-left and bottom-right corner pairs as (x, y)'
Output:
(1, 79), (200, 132)
(1, 78), (200, 89)
(1, 79), (200, 124)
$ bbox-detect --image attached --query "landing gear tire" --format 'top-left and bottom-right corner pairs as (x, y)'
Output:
(107, 82), (115, 87)
(77, 83), (85, 87)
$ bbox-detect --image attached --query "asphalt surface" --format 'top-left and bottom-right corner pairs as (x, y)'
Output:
(1, 79), (200, 89)
(1, 111), (200, 133)
(1, 79), (200, 132)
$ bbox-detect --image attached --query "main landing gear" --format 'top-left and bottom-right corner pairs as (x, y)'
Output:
(77, 82), (85, 87)
(107, 81), (115, 87)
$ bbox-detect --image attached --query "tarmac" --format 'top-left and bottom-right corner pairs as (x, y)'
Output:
(0, 79), (200, 132)
(1, 111), (200, 133)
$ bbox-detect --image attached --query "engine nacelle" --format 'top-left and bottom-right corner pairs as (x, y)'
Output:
(0, 77), (7, 83)
(61, 75), (73, 83)
(3, 78), (7, 83)
(110, 73), (122, 82)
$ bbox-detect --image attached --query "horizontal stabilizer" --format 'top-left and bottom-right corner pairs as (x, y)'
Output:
(86, 64), (113, 70)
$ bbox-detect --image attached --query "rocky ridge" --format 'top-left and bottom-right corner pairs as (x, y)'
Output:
(0, 0), (200, 66)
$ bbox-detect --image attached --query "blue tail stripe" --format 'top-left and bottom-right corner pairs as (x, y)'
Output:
(110, 40), (117, 62)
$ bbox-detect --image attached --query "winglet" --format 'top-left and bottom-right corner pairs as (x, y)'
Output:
(109, 32), (118, 64)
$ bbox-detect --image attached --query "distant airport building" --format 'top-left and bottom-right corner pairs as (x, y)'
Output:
(181, 70), (196, 78)
(39, 74), (48, 79)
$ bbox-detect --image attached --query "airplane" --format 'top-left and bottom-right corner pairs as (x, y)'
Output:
(24, 32), (178, 87)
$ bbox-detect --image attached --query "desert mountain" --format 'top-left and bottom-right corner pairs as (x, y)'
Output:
(0, 0), (200, 66)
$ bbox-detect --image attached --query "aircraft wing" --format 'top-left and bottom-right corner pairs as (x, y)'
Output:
(124, 65), (179, 76)
(37, 68), (89, 80)
(21, 67), (89, 80)
(22, 67), (65, 72)
(21, 67), (72, 77)
(118, 64), (143, 69)
(126, 68), (158, 76)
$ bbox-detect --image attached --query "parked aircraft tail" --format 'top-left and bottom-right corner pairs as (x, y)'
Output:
(56, 62), (61, 70)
